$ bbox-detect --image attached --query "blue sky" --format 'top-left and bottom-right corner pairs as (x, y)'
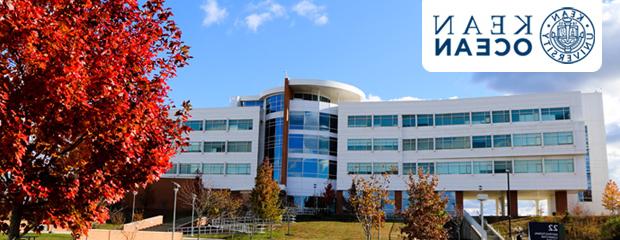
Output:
(162, 0), (620, 183)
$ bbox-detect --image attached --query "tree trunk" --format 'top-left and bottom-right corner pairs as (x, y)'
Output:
(8, 204), (23, 240)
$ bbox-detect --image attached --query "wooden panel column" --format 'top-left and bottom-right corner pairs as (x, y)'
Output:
(509, 191), (518, 217)
(395, 191), (403, 212)
(336, 191), (344, 215)
(555, 191), (568, 215)
(281, 77), (293, 184)
(455, 191), (464, 213)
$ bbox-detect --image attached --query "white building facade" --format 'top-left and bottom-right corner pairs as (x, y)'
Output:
(163, 78), (609, 216)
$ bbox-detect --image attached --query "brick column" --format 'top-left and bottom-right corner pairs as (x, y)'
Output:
(509, 191), (518, 217)
(395, 191), (403, 212)
(455, 191), (464, 213)
(336, 191), (344, 215)
(555, 191), (568, 215)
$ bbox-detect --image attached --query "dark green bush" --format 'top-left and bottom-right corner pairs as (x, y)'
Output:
(601, 216), (620, 240)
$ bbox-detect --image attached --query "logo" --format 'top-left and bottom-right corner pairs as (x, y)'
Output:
(540, 7), (595, 64)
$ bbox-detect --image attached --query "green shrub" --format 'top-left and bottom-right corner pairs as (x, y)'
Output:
(601, 216), (620, 240)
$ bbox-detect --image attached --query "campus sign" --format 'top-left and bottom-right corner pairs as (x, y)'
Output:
(528, 222), (566, 240)
(422, 0), (602, 72)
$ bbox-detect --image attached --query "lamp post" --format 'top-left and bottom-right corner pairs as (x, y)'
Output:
(131, 191), (138, 222)
(172, 182), (181, 240)
(506, 169), (512, 240)
(313, 184), (318, 209)
(476, 185), (488, 230)
(191, 193), (196, 237)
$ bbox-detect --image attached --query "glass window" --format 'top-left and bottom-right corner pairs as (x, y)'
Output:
(403, 139), (416, 151)
(179, 163), (201, 174)
(492, 110), (510, 123)
(183, 142), (202, 152)
(512, 109), (540, 122)
(329, 161), (337, 179)
(436, 137), (471, 150)
(184, 120), (203, 131)
(513, 133), (542, 147)
(348, 115), (372, 128)
(543, 132), (574, 146)
(228, 119), (253, 130)
(288, 134), (304, 153)
(319, 136), (330, 155)
(304, 111), (319, 130)
(204, 141), (225, 152)
(373, 115), (398, 127)
(303, 158), (319, 178)
(319, 113), (330, 131)
(417, 138), (434, 151)
(435, 113), (470, 126)
(494, 160), (512, 174)
(403, 163), (417, 175)
(417, 114), (434, 127)
(303, 135), (319, 154)
(541, 107), (570, 121)
(347, 139), (372, 151)
(227, 141), (252, 152)
(287, 158), (303, 177)
(205, 120), (227, 131)
(166, 164), (177, 174)
(472, 135), (492, 148)
(373, 138), (399, 151)
(545, 159), (574, 173)
(472, 112), (491, 124)
(329, 137), (338, 156)
(240, 100), (263, 107)
(293, 93), (319, 101)
(402, 115), (416, 127)
(290, 111), (305, 130)
(493, 135), (512, 148)
(347, 163), (372, 175)
(473, 161), (493, 174)
(226, 163), (251, 175)
(373, 162), (399, 175)
(418, 162), (435, 174)
(514, 160), (543, 173)
(436, 161), (471, 175)
(203, 163), (225, 175)
(265, 94), (284, 114)
(318, 159), (330, 178)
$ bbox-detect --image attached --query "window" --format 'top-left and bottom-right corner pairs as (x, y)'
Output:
(514, 160), (543, 173)
(494, 160), (513, 173)
(472, 112), (491, 124)
(436, 137), (471, 150)
(347, 163), (372, 175)
(287, 158), (303, 177)
(541, 107), (570, 121)
(184, 120), (203, 131)
(290, 111), (305, 130)
(205, 120), (227, 131)
(203, 163), (225, 175)
(204, 141), (225, 152)
(418, 162), (435, 174)
(228, 119), (253, 130)
(227, 141), (252, 152)
(303, 158), (319, 178)
(183, 142), (202, 152)
(436, 161), (471, 174)
(472, 136), (492, 148)
(347, 139), (372, 151)
(543, 132), (574, 146)
(545, 159), (574, 173)
(293, 93), (318, 101)
(373, 138), (398, 151)
(492, 110), (510, 123)
(493, 135), (512, 148)
(513, 133), (542, 147)
(240, 100), (263, 107)
(348, 115), (372, 128)
(374, 115), (398, 127)
(226, 163), (251, 175)
(403, 163), (417, 174)
(318, 159), (330, 178)
(373, 162), (399, 174)
(265, 94), (284, 114)
(288, 134), (304, 153)
(320, 113), (338, 133)
(473, 161), (493, 174)
(417, 138), (434, 151)
(329, 161), (337, 179)
(329, 137), (337, 156)
(179, 163), (201, 174)
(512, 109), (540, 122)
(417, 114), (434, 127)
(402, 115), (416, 127)
(166, 164), (177, 174)
(319, 136), (330, 155)
(403, 139), (416, 151)
(303, 135), (319, 154)
(435, 113), (470, 126)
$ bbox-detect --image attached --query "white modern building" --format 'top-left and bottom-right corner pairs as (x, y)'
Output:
(163, 78), (609, 216)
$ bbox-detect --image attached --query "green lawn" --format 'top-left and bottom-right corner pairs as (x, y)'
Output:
(192, 221), (404, 240)
(0, 233), (72, 240)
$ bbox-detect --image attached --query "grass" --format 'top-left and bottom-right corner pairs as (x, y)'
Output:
(0, 233), (72, 240)
(191, 221), (404, 240)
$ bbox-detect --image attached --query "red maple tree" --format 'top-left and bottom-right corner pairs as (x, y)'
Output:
(0, 0), (190, 239)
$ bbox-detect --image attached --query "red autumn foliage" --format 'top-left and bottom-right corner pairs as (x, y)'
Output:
(0, 0), (190, 238)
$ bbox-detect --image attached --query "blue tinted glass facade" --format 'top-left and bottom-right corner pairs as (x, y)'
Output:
(265, 117), (283, 182)
(265, 94), (284, 114)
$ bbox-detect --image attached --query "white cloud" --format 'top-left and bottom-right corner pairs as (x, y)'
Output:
(470, 1), (620, 182)
(292, 0), (329, 25)
(243, 0), (286, 32)
(364, 94), (382, 102)
(200, 0), (228, 27)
